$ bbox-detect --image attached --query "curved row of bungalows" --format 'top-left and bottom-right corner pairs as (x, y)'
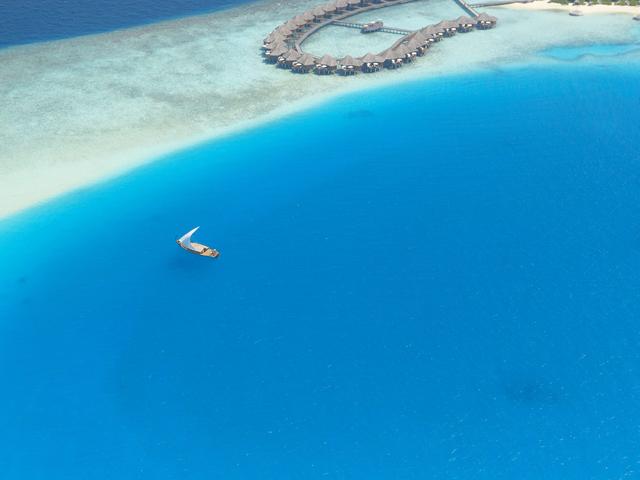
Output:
(476, 13), (498, 29)
(262, 0), (411, 53)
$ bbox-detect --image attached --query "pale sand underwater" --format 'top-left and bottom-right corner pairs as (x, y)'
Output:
(1, 0), (639, 219)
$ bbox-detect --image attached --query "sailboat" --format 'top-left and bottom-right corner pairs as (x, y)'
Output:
(176, 227), (220, 258)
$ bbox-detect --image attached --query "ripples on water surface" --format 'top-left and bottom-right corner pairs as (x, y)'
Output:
(0, 65), (639, 479)
(0, 0), (253, 47)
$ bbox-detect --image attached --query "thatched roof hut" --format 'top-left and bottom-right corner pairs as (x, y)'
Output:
(266, 43), (287, 62)
(269, 44), (289, 57)
(283, 49), (302, 61)
(404, 31), (427, 46)
(292, 15), (307, 26)
(476, 12), (497, 28)
(335, 0), (349, 9)
(456, 15), (474, 26)
(298, 53), (318, 67)
(312, 6), (327, 17)
(360, 52), (378, 63)
(406, 38), (422, 52)
(394, 44), (411, 57)
(318, 54), (338, 67)
(382, 48), (404, 68)
(275, 25), (293, 36)
(302, 11), (315, 22)
(263, 33), (285, 48)
(347, 0), (362, 5)
(324, 2), (339, 12)
(340, 55), (363, 67)
(447, 20), (460, 29)
(422, 25), (444, 40)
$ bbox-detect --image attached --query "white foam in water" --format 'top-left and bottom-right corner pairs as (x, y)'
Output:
(0, 0), (638, 219)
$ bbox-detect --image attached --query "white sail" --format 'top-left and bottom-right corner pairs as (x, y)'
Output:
(178, 226), (200, 251)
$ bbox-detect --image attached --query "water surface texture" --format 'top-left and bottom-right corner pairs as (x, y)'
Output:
(0, 0), (254, 47)
(1, 64), (639, 479)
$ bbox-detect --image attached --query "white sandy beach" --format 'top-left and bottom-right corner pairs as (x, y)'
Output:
(500, 1), (640, 15)
(1, 0), (639, 219)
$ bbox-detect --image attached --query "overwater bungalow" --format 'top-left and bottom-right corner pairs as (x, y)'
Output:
(476, 13), (497, 29)
(265, 43), (288, 62)
(347, 0), (362, 9)
(455, 16), (475, 32)
(434, 20), (457, 36)
(422, 25), (444, 42)
(277, 49), (301, 68)
(404, 31), (429, 49)
(406, 38), (427, 56)
(324, 2), (339, 14)
(262, 34), (284, 50)
(360, 52), (383, 72)
(338, 55), (363, 75)
(315, 54), (338, 74)
(312, 6), (328, 20)
(335, 0), (349, 11)
(263, 31), (280, 43)
(383, 49), (404, 69)
(292, 53), (317, 73)
(292, 15), (309, 31)
(276, 23), (294, 37)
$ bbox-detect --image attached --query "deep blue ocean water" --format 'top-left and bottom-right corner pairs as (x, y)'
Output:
(0, 0), (254, 48)
(1, 63), (639, 479)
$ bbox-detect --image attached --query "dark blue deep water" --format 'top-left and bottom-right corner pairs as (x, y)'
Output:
(0, 0), (254, 48)
(1, 64), (639, 479)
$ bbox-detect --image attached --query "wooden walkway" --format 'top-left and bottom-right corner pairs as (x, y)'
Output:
(263, 0), (498, 75)
(331, 20), (413, 35)
(453, 0), (480, 16)
(294, 0), (425, 52)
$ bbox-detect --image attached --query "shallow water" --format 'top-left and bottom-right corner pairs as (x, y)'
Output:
(3, 0), (640, 218)
(1, 63), (639, 479)
(542, 40), (640, 59)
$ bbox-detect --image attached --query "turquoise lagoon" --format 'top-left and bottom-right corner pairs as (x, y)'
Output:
(0, 60), (639, 478)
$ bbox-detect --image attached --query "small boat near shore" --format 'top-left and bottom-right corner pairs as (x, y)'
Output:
(569, 9), (583, 16)
(177, 227), (220, 258)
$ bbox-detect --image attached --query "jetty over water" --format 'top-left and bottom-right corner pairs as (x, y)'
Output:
(331, 20), (413, 35)
(262, 0), (497, 76)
